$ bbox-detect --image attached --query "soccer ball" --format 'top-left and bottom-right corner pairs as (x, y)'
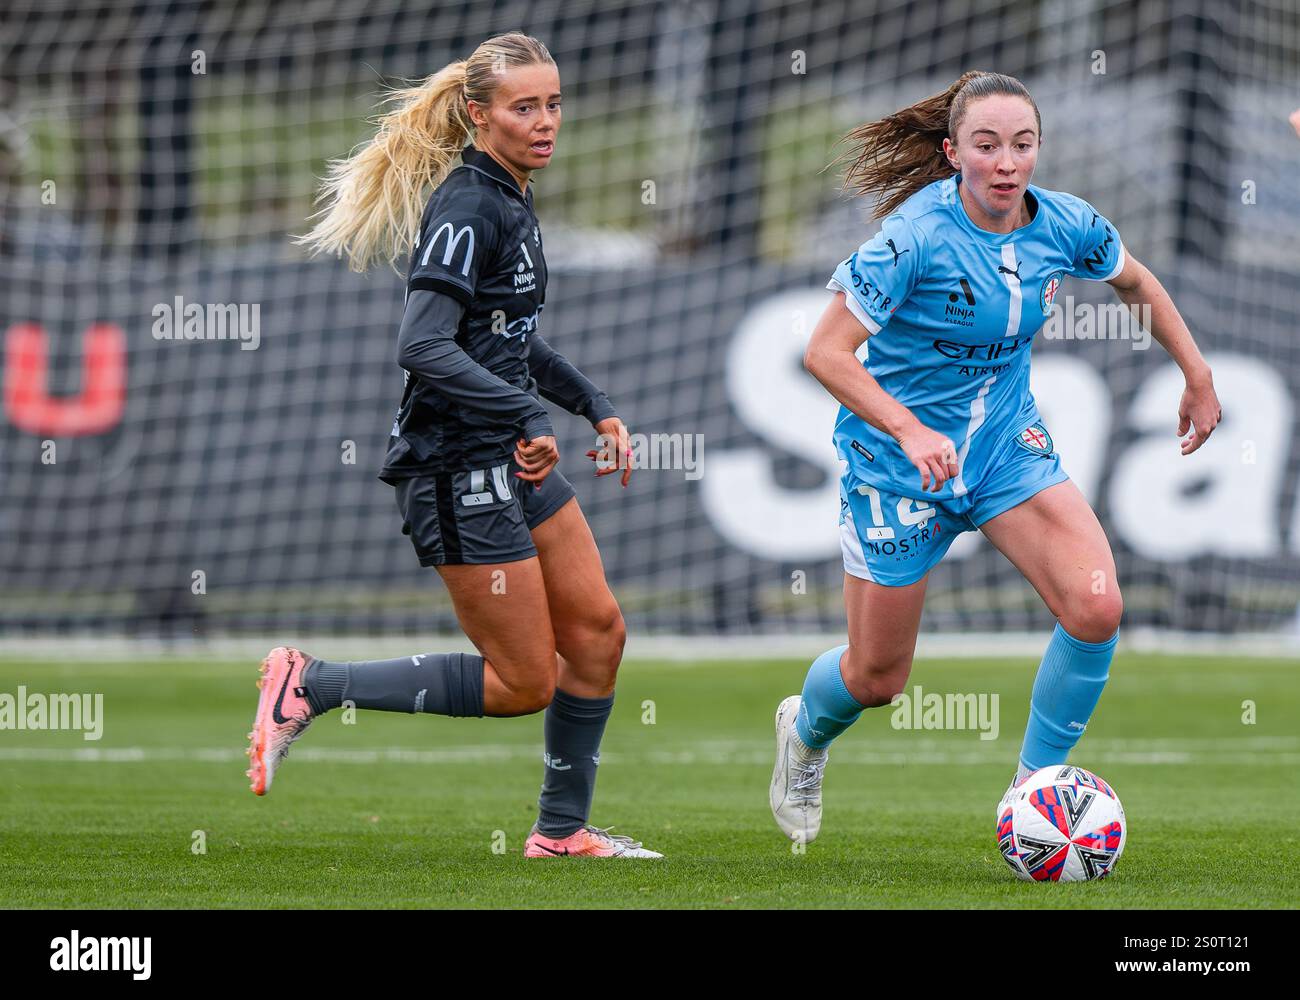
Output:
(996, 765), (1126, 882)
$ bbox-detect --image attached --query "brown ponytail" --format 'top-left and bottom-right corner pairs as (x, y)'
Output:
(294, 32), (554, 275)
(834, 71), (1041, 219)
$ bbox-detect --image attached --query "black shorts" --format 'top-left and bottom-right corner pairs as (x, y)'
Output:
(392, 458), (576, 566)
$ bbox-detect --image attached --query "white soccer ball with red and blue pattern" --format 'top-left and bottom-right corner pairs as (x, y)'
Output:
(996, 765), (1126, 882)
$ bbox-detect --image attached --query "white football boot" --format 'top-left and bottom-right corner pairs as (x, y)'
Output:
(770, 695), (829, 844)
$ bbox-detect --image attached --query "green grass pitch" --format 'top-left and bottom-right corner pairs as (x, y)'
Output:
(0, 652), (1295, 908)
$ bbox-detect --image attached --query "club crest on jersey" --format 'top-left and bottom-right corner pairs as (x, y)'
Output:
(1014, 422), (1054, 457)
(1039, 270), (1064, 316)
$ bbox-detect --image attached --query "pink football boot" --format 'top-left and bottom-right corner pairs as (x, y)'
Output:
(524, 824), (663, 859)
(245, 646), (316, 795)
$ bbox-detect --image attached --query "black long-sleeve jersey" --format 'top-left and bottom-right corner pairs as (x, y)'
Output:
(378, 145), (616, 482)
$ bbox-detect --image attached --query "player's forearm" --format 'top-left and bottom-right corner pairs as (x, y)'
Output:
(1113, 270), (1212, 385)
(397, 290), (555, 440)
(526, 333), (618, 425)
(806, 347), (922, 442)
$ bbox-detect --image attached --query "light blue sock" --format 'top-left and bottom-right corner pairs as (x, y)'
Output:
(794, 644), (864, 749)
(1018, 622), (1118, 771)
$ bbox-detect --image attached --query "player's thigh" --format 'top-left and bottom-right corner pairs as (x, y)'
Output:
(393, 465), (558, 694)
(977, 478), (1122, 641)
(842, 572), (929, 706)
(838, 472), (955, 703)
(529, 496), (625, 688)
(436, 558), (558, 696)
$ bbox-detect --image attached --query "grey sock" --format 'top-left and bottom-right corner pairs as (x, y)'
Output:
(303, 652), (484, 718)
(536, 688), (614, 838)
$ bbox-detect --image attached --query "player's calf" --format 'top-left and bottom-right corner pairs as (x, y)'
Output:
(1016, 621), (1120, 780)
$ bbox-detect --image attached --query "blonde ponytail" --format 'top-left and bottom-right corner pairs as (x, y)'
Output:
(295, 32), (554, 275)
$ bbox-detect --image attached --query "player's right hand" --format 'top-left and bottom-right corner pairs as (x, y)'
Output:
(587, 417), (634, 488)
(515, 435), (559, 485)
(897, 424), (958, 493)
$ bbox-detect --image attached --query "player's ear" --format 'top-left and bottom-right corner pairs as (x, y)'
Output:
(466, 98), (489, 131)
(941, 137), (960, 171)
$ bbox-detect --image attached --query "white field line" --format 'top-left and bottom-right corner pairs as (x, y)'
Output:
(1, 736), (1297, 767)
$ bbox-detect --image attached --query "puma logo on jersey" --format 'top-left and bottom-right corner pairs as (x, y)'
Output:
(997, 261), (1022, 282)
(886, 239), (910, 266)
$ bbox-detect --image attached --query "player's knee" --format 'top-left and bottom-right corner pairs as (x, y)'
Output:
(1063, 589), (1124, 644)
(843, 646), (912, 707)
(505, 673), (556, 715)
(557, 603), (625, 682)
(602, 607), (627, 673)
(524, 675), (557, 713)
(856, 675), (908, 708)
(491, 652), (557, 715)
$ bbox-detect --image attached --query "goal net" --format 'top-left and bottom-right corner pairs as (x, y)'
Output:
(1, 0), (1297, 638)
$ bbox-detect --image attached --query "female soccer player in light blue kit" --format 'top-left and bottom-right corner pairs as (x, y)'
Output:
(770, 71), (1223, 844)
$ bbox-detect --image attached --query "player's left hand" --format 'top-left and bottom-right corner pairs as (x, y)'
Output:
(588, 417), (633, 488)
(515, 435), (559, 486)
(1177, 369), (1221, 456)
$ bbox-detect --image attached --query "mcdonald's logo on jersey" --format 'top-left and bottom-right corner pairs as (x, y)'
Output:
(419, 222), (476, 276)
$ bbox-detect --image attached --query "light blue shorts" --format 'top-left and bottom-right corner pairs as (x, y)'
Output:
(838, 421), (1070, 587)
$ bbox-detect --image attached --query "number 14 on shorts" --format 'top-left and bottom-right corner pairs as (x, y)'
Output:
(853, 482), (936, 541)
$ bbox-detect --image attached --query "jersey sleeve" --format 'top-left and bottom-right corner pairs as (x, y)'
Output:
(1067, 198), (1126, 281)
(408, 189), (500, 304)
(396, 289), (555, 440)
(527, 333), (618, 426)
(826, 213), (923, 336)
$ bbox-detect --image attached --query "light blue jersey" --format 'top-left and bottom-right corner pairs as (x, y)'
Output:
(827, 174), (1125, 500)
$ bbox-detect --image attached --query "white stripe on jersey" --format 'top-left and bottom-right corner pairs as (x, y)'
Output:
(1000, 243), (1022, 339)
(950, 374), (998, 499)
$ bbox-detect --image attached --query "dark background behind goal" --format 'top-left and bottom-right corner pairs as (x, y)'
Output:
(1, 0), (1297, 637)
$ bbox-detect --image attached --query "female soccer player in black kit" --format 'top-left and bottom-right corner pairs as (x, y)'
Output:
(247, 32), (660, 858)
